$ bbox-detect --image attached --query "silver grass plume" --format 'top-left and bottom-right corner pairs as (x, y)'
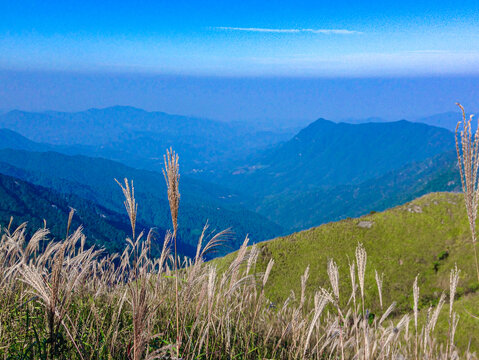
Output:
(162, 147), (181, 359)
(355, 243), (367, 302)
(449, 264), (460, 319)
(327, 259), (340, 302)
(163, 148), (180, 239)
(448, 264), (460, 357)
(115, 178), (138, 240)
(355, 242), (368, 360)
(455, 103), (479, 281)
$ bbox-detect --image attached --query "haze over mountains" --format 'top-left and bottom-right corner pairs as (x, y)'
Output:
(220, 118), (453, 194)
(0, 106), (462, 257)
(0, 107), (294, 172)
(341, 110), (476, 132)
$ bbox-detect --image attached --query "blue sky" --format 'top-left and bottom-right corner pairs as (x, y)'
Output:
(1, 1), (479, 120)
(1, 0), (479, 76)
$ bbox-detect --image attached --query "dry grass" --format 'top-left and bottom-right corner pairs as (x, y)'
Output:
(0, 146), (477, 359)
(455, 103), (479, 282)
(162, 148), (181, 359)
(3, 222), (473, 359)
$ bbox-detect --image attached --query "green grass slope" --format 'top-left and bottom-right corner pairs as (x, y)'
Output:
(423, 291), (479, 350)
(217, 191), (478, 314)
(217, 191), (479, 347)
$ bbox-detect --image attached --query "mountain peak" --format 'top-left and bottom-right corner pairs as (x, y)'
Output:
(85, 105), (147, 114)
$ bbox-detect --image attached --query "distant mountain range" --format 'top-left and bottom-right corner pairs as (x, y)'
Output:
(340, 110), (472, 132)
(0, 107), (293, 172)
(0, 106), (464, 256)
(338, 116), (387, 124)
(0, 128), (55, 152)
(220, 118), (454, 196)
(415, 111), (476, 132)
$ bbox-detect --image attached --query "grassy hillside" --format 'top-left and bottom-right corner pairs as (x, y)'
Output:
(2, 189), (476, 358)
(216, 192), (479, 345)
(425, 291), (479, 350)
(2, 171), (477, 356)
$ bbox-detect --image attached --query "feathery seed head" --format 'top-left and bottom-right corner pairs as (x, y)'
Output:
(327, 259), (340, 301)
(449, 264), (460, 318)
(355, 242), (367, 299)
(163, 148), (180, 237)
(263, 258), (274, 287)
(115, 178), (138, 239)
(455, 104), (479, 282)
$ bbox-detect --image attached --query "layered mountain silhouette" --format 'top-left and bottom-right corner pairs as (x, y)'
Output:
(0, 107), (462, 255)
(0, 107), (293, 172)
(221, 118), (454, 196)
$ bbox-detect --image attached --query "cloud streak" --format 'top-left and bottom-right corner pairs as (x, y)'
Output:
(214, 27), (362, 35)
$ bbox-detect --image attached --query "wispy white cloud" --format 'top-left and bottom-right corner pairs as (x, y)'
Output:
(214, 27), (362, 35)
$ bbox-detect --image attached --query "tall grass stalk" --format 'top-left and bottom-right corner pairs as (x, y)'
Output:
(163, 148), (181, 359)
(355, 242), (369, 360)
(413, 275), (419, 360)
(448, 264), (460, 358)
(455, 103), (479, 282)
(116, 178), (152, 360)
